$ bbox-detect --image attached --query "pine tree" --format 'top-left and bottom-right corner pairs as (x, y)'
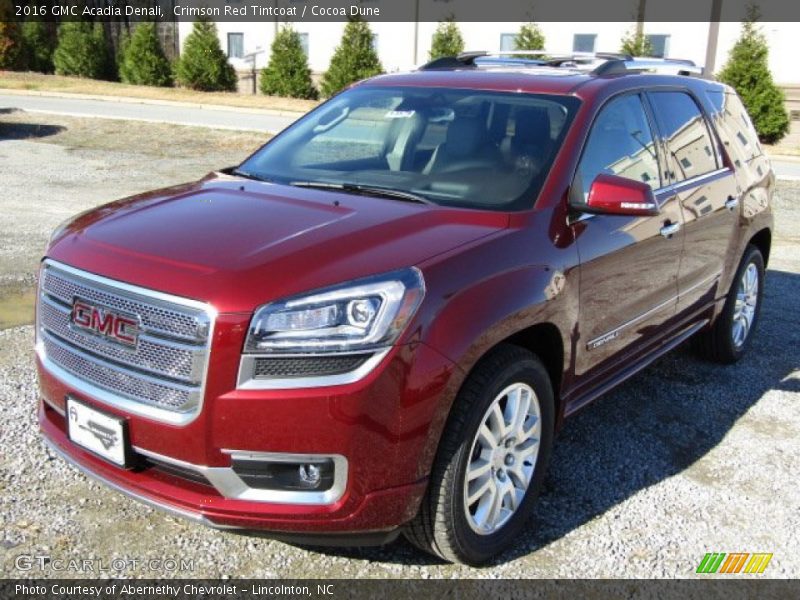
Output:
(429, 18), (464, 60)
(320, 18), (383, 98)
(53, 21), (107, 78)
(20, 21), (55, 73)
(515, 22), (545, 54)
(0, 0), (21, 69)
(260, 26), (317, 99)
(620, 29), (655, 57)
(718, 7), (789, 144)
(174, 18), (237, 92)
(91, 22), (115, 80)
(118, 23), (172, 87)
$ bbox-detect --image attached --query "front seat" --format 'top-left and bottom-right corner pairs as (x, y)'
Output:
(424, 117), (499, 174)
(506, 107), (554, 173)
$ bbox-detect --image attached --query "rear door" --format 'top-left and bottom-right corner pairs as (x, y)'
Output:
(572, 92), (684, 380)
(646, 90), (740, 315)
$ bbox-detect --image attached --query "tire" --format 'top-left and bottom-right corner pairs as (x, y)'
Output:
(696, 244), (765, 364)
(404, 344), (554, 565)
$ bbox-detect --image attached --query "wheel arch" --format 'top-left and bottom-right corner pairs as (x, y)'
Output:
(748, 227), (772, 267)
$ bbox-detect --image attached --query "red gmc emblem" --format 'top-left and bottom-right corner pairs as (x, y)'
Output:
(71, 298), (140, 347)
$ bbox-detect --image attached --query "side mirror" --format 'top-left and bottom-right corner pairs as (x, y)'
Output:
(584, 173), (660, 217)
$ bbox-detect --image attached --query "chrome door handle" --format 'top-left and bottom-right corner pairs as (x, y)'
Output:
(725, 196), (740, 211)
(660, 222), (681, 238)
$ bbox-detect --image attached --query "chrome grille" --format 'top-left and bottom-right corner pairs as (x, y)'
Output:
(36, 260), (214, 422)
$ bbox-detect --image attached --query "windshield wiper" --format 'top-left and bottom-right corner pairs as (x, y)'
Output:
(230, 168), (272, 183)
(290, 181), (433, 205)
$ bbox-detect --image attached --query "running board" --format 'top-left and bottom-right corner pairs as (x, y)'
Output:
(564, 319), (709, 418)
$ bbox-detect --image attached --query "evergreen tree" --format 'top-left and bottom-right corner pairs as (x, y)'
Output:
(53, 21), (107, 78)
(620, 29), (655, 57)
(260, 26), (317, 99)
(118, 23), (172, 87)
(429, 17), (464, 60)
(718, 7), (789, 144)
(20, 21), (55, 73)
(320, 18), (382, 97)
(514, 22), (545, 54)
(174, 18), (237, 92)
(91, 22), (115, 80)
(0, 0), (21, 69)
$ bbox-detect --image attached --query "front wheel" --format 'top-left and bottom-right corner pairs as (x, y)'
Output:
(696, 244), (765, 363)
(404, 344), (554, 565)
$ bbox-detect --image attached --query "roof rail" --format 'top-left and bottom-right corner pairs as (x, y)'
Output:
(418, 50), (706, 78)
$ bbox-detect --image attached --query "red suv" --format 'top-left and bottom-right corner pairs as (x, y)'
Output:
(36, 52), (773, 565)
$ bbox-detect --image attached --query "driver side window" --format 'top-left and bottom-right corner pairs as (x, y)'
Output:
(574, 94), (661, 205)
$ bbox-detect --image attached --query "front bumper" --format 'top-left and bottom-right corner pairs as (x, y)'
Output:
(37, 339), (456, 535)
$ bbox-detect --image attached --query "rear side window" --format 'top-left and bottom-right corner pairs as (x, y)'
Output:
(706, 90), (763, 165)
(649, 91), (719, 182)
(573, 93), (661, 203)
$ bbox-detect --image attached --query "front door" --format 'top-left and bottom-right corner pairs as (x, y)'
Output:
(570, 92), (684, 383)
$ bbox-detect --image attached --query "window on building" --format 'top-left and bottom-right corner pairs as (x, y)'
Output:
(298, 32), (309, 56)
(227, 32), (244, 59)
(573, 34), (597, 53)
(649, 91), (719, 182)
(500, 33), (517, 51)
(371, 33), (379, 52)
(646, 34), (670, 58)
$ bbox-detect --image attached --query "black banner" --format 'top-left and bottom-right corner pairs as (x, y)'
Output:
(2, 580), (800, 600)
(8, 0), (800, 23)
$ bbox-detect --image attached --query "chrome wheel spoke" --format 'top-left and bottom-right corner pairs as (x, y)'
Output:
(464, 382), (542, 535)
(731, 263), (759, 349)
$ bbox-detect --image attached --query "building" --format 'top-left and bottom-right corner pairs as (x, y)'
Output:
(176, 20), (799, 89)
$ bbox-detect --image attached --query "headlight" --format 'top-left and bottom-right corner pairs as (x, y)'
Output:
(245, 268), (425, 354)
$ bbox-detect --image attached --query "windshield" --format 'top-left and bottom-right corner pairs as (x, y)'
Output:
(238, 86), (580, 211)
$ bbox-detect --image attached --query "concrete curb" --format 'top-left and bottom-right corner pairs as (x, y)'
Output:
(0, 88), (309, 118)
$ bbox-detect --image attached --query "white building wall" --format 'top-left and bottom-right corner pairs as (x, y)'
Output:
(177, 20), (800, 85)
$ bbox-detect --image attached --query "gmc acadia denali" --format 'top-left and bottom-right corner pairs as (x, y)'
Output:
(36, 52), (773, 565)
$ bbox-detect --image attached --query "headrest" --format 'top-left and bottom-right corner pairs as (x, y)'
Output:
(513, 108), (551, 149)
(445, 117), (485, 157)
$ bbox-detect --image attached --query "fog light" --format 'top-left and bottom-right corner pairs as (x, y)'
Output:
(231, 457), (335, 492)
(298, 464), (321, 487)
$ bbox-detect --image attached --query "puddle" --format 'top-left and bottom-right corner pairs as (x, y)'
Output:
(0, 287), (36, 329)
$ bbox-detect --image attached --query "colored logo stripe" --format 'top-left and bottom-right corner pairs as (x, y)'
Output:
(697, 552), (773, 574)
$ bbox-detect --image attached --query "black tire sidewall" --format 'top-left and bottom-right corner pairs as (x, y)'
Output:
(447, 356), (555, 563)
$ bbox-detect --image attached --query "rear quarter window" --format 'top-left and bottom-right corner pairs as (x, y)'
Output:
(705, 90), (763, 166)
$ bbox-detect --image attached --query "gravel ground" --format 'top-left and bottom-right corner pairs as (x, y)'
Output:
(0, 111), (798, 578)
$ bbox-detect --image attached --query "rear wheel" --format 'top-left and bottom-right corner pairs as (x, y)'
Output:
(404, 344), (554, 565)
(696, 244), (765, 363)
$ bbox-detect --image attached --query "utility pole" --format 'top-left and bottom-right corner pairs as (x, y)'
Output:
(704, 0), (723, 76)
(635, 0), (646, 37)
(413, 0), (420, 66)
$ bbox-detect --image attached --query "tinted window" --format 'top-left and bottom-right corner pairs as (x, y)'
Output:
(574, 94), (661, 203)
(650, 91), (718, 182)
(239, 87), (579, 211)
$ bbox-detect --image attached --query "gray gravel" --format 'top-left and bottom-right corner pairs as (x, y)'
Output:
(0, 113), (798, 578)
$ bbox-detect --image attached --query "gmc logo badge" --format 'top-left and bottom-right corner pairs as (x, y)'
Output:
(71, 298), (140, 347)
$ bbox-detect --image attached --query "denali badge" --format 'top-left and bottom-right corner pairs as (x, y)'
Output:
(71, 298), (140, 347)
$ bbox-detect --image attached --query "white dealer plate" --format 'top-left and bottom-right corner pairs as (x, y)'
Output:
(66, 397), (130, 467)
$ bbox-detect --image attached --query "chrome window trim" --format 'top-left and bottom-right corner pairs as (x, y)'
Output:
(43, 437), (237, 529)
(236, 348), (391, 390)
(37, 259), (217, 426)
(135, 446), (348, 505)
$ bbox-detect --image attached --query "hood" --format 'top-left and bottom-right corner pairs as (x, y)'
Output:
(48, 174), (509, 312)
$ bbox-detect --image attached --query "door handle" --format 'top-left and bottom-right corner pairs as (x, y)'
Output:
(725, 196), (740, 211)
(660, 222), (681, 238)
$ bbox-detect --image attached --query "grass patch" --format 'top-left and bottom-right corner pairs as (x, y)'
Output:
(0, 71), (319, 113)
(0, 109), (270, 159)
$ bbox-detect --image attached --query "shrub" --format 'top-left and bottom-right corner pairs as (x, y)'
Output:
(53, 21), (108, 79)
(429, 17), (464, 60)
(620, 29), (655, 57)
(174, 18), (237, 92)
(20, 21), (55, 73)
(260, 26), (317, 99)
(118, 23), (172, 87)
(718, 7), (789, 144)
(320, 18), (382, 97)
(515, 22), (545, 54)
(0, 0), (21, 69)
